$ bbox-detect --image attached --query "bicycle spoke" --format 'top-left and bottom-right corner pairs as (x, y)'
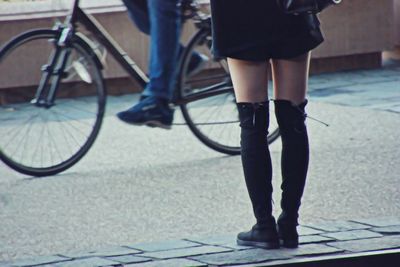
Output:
(52, 111), (79, 157)
(178, 28), (241, 154)
(51, 110), (97, 126)
(55, 108), (92, 146)
(45, 115), (65, 166)
(2, 111), (39, 154)
(186, 73), (230, 84)
(183, 80), (232, 97)
(200, 95), (234, 143)
(30, 122), (45, 168)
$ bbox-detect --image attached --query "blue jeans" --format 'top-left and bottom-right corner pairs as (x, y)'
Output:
(123, 0), (182, 101)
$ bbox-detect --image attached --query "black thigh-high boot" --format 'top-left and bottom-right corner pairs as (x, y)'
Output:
(236, 101), (279, 249)
(274, 99), (309, 248)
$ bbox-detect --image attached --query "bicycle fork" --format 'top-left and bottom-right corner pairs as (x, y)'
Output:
(31, 26), (73, 109)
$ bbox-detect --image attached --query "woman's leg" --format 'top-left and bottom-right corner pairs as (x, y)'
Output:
(227, 58), (269, 103)
(228, 58), (279, 249)
(270, 52), (311, 248)
(271, 52), (310, 104)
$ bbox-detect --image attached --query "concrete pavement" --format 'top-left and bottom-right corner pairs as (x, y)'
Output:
(0, 62), (400, 265)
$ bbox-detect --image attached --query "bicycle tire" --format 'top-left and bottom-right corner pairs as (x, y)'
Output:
(177, 27), (280, 155)
(0, 29), (106, 177)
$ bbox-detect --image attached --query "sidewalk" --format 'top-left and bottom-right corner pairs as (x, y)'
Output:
(307, 59), (400, 113)
(1, 217), (400, 266)
(1, 62), (400, 266)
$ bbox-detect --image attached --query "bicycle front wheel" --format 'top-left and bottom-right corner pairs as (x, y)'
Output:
(0, 29), (106, 177)
(177, 27), (280, 155)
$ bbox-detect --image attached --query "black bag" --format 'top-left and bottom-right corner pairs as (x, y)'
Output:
(277, 0), (342, 15)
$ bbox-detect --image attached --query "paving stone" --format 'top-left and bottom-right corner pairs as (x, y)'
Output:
(141, 245), (232, 259)
(235, 262), (282, 267)
(352, 75), (397, 85)
(371, 225), (400, 234)
(351, 216), (400, 227)
(191, 248), (292, 266)
(321, 230), (383, 241)
(328, 235), (400, 253)
(185, 234), (250, 250)
(308, 87), (360, 97)
(283, 243), (344, 256)
(304, 219), (371, 232)
(326, 71), (395, 84)
(105, 255), (151, 264)
(125, 258), (206, 267)
(366, 102), (400, 111)
(297, 225), (325, 236)
(9, 255), (70, 267)
(60, 246), (141, 258)
(308, 76), (355, 90)
(236, 248), (400, 267)
(186, 234), (235, 245)
(38, 257), (119, 267)
(126, 239), (200, 252)
(319, 94), (379, 107)
(217, 243), (254, 250)
(389, 105), (400, 113)
(299, 235), (335, 244)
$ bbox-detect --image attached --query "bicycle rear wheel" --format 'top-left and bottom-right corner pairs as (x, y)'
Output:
(177, 27), (280, 155)
(0, 29), (106, 177)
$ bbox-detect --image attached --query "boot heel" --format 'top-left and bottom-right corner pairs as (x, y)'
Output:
(280, 239), (298, 248)
(277, 223), (299, 248)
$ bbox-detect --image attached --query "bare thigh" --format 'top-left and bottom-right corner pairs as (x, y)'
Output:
(227, 57), (269, 103)
(271, 52), (311, 105)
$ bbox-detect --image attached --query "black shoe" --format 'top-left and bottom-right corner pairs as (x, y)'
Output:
(237, 222), (280, 249)
(116, 96), (174, 129)
(277, 223), (299, 248)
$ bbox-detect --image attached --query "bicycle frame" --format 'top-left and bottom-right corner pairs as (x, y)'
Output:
(66, 0), (149, 88)
(51, 0), (232, 105)
(61, 0), (210, 92)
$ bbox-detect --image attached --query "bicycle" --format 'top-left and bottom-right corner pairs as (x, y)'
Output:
(0, 0), (280, 177)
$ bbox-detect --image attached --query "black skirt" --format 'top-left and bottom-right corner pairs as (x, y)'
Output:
(210, 0), (324, 61)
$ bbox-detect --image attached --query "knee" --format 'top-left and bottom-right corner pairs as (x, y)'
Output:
(274, 99), (308, 136)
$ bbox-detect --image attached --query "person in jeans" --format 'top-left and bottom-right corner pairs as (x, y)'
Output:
(117, 0), (208, 129)
(210, 1), (324, 249)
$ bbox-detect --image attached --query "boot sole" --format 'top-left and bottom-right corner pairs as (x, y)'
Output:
(144, 121), (172, 130)
(279, 239), (299, 248)
(237, 239), (280, 249)
(120, 120), (172, 130)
